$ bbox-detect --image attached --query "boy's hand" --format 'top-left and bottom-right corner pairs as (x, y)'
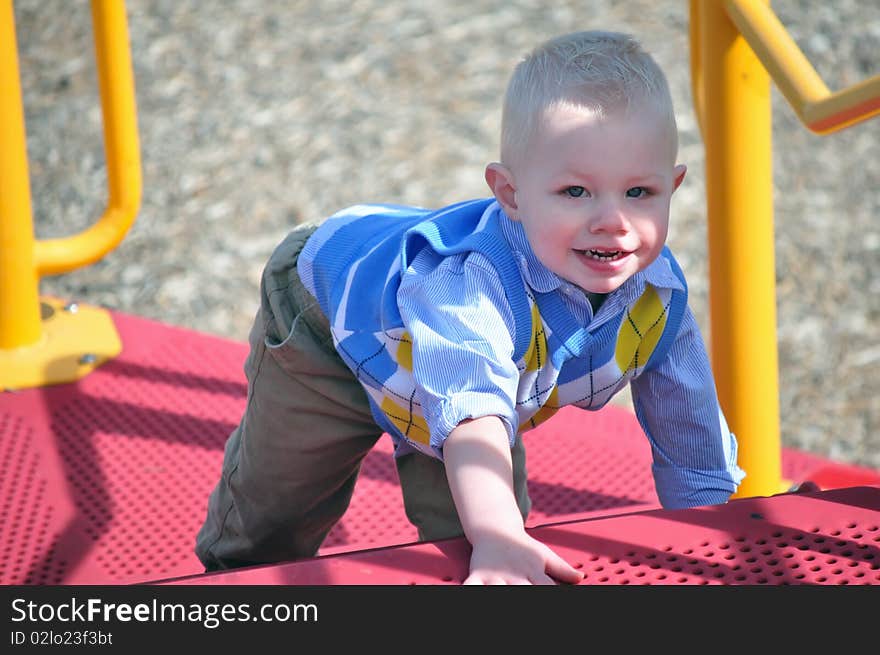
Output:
(465, 529), (584, 585)
(443, 415), (583, 585)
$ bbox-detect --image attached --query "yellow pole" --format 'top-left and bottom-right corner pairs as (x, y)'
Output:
(699, 0), (782, 497)
(0, 0), (42, 349)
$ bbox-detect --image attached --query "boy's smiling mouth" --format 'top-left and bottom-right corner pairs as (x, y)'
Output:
(576, 248), (629, 262)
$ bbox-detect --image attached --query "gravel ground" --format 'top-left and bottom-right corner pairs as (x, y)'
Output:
(12, 1), (880, 469)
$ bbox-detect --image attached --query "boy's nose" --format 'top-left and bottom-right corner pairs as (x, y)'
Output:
(588, 200), (630, 234)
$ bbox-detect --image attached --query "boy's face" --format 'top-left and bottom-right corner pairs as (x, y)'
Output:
(488, 104), (686, 295)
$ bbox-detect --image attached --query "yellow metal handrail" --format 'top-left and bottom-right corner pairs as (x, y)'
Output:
(35, 0), (142, 276)
(0, 0), (139, 387)
(690, 0), (879, 499)
(726, 0), (880, 134)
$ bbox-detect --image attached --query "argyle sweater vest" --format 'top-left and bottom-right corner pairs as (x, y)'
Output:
(298, 198), (689, 458)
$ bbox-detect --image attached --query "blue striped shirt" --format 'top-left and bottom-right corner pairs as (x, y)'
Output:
(299, 199), (745, 508)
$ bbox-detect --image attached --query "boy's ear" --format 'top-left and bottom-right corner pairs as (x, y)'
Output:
(485, 162), (518, 219)
(672, 164), (687, 191)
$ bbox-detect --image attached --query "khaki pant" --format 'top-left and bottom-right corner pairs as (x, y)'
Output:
(195, 223), (531, 570)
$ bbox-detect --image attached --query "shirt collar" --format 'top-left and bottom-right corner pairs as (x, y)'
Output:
(495, 202), (685, 299)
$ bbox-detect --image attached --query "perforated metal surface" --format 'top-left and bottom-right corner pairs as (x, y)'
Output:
(0, 314), (253, 585)
(1, 310), (878, 585)
(162, 485), (880, 585)
(0, 414), (61, 584)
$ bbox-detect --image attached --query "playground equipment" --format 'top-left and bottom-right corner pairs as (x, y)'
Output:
(0, 0), (140, 389)
(691, 0), (880, 500)
(1, 0), (878, 585)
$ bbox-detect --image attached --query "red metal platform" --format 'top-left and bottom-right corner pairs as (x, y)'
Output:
(161, 485), (880, 585)
(2, 309), (878, 585)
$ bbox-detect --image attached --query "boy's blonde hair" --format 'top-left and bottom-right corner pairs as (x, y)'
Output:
(500, 31), (678, 166)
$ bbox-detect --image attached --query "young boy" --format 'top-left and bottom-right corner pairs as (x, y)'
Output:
(196, 30), (745, 584)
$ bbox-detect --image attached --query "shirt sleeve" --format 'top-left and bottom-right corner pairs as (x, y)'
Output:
(396, 248), (521, 457)
(629, 306), (746, 509)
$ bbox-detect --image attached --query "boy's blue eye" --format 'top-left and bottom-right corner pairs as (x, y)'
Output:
(565, 186), (588, 198)
(626, 186), (648, 198)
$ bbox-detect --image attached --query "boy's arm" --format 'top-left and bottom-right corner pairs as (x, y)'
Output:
(629, 307), (746, 509)
(443, 416), (584, 585)
(398, 250), (580, 583)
